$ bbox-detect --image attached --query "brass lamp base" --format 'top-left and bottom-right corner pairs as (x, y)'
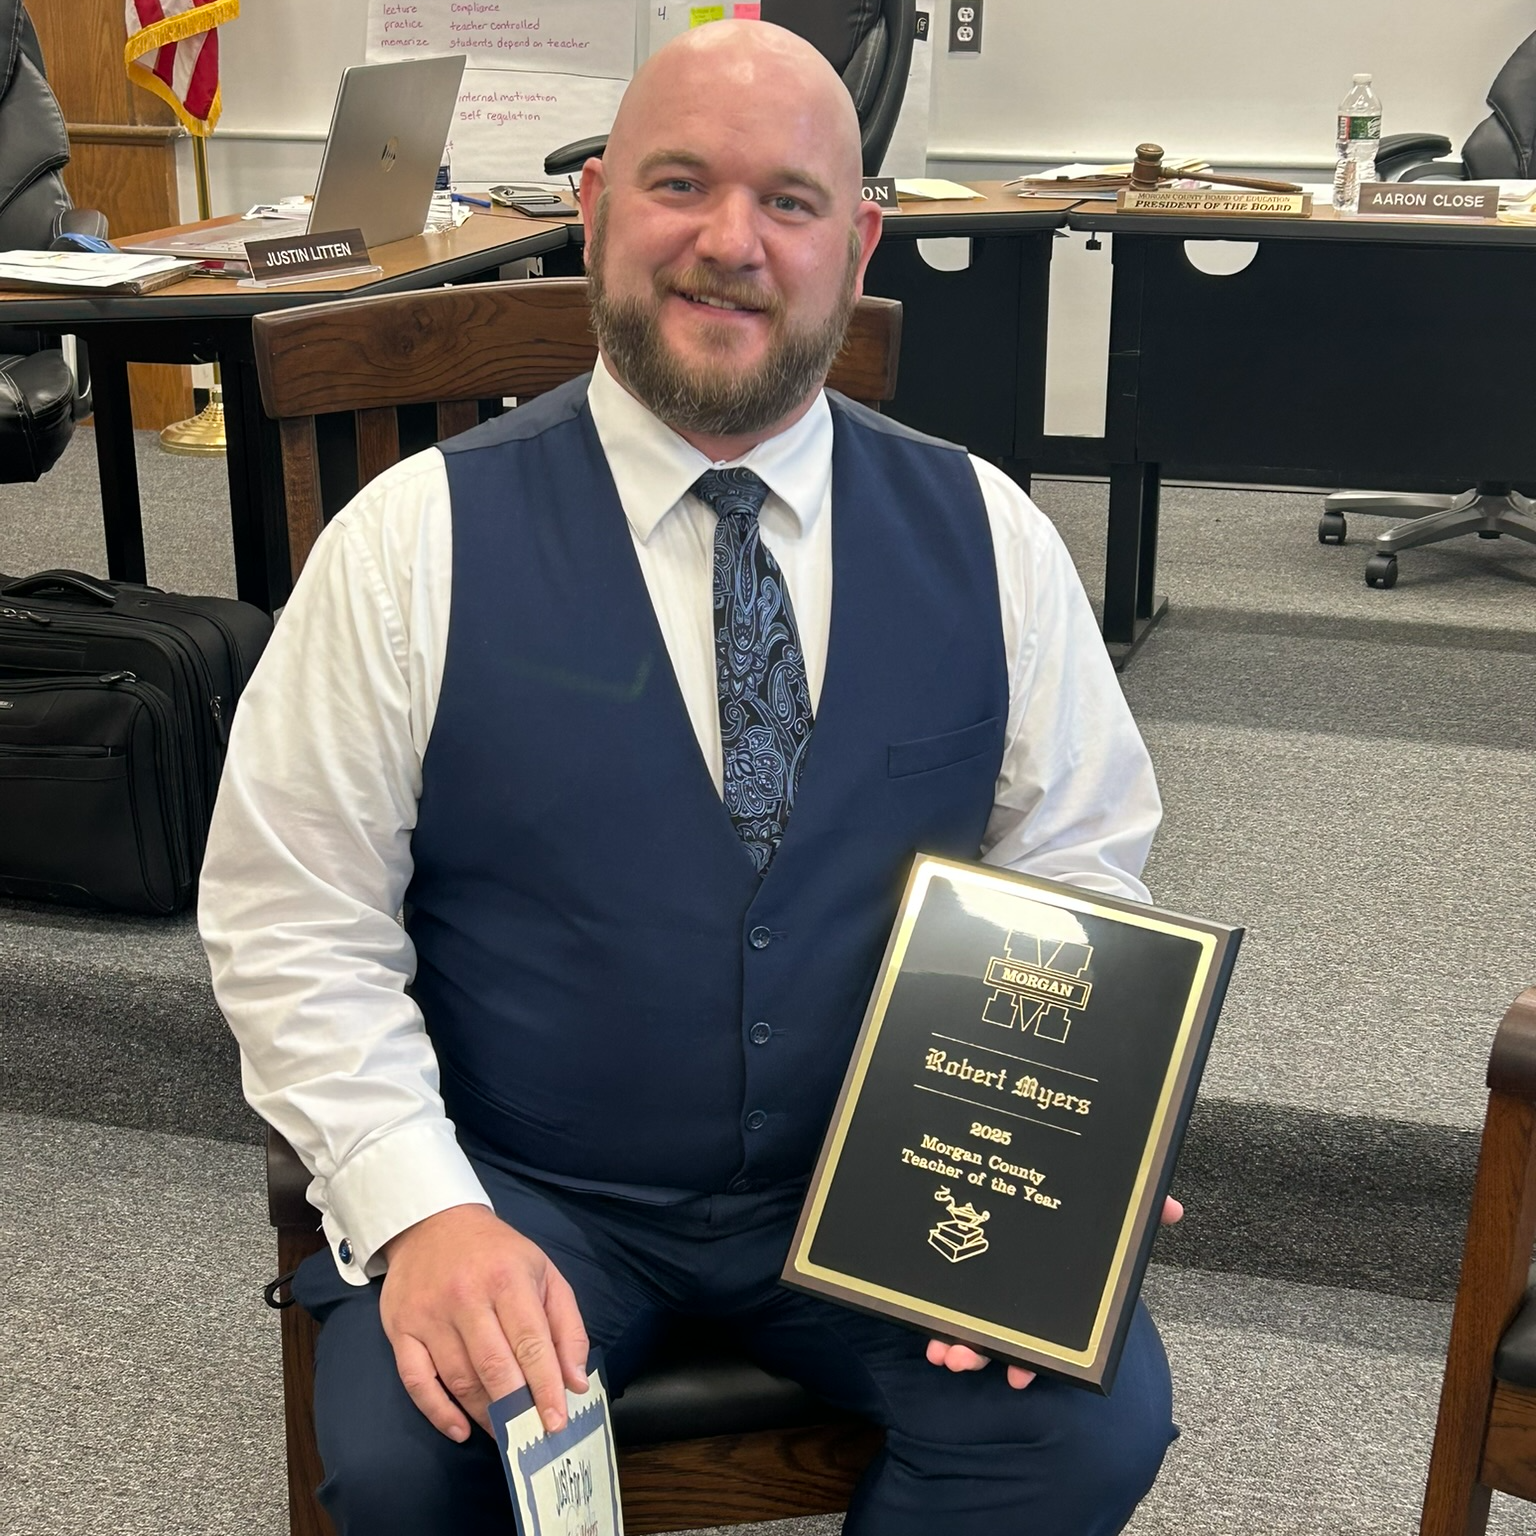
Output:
(159, 398), (226, 457)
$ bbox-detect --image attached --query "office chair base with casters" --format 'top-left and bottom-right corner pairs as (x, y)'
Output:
(1320, 484), (1536, 588)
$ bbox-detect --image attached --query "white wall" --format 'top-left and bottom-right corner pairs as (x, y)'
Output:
(929, 0), (1533, 168)
(193, 0), (1536, 445)
(210, 0), (1535, 172)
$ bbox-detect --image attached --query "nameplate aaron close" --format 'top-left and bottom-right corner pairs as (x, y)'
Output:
(243, 227), (374, 283)
(1356, 182), (1499, 220)
(1116, 188), (1312, 217)
(785, 855), (1242, 1393)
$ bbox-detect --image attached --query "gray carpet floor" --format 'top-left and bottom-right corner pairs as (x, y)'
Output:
(3, 426), (1535, 1533)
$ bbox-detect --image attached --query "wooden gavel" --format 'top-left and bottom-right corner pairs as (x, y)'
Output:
(1131, 142), (1301, 195)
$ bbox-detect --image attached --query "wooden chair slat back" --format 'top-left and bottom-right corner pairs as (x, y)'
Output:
(437, 400), (480, 440)
(251, 278), (902, 581)
(835, 299), (903, 404)
(276, 416), (324, 578)
(354, 407), (402, 488)
(254, 279), (599, 419)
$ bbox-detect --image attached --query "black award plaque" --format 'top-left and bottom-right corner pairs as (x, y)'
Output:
(784, 855), (1242, 1392)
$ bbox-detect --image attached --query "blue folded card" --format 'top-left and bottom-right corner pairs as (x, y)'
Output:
(489, 1353), (624, 1535)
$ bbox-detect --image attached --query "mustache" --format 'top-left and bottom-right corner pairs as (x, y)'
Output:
(658, 267), (784, 319)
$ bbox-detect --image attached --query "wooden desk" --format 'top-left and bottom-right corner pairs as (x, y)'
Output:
(0, 211), (566, 611)
(1, 188), (1071, 611)
(546, 182), (1077, 487)
(1066, 203), (1536, 663)
(863, 184), (1075, 483)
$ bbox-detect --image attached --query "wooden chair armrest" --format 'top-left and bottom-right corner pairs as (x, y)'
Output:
(1488, 987), (1536, 1101)
(1420, 985), (1536, 1535)
(266, 1123), (319, 1231)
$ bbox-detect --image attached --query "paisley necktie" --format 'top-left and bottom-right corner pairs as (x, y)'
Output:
(693, 467), (815, 874)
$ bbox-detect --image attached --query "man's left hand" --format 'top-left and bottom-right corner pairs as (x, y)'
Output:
(925, 1193), (1185, 1389)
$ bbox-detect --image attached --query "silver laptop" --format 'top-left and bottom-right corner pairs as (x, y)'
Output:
(124, 54), (467, 260)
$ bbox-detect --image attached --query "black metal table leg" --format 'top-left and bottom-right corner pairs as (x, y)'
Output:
(1103, 462), (1167, 668)
(220, 344), (290, 612)
(1101, 236), (1166, 666)
(87, 340), (147, 584)
(1134, 462), (1162, 621)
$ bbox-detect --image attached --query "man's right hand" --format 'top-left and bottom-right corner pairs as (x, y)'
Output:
(379, 1204), (590, 1442)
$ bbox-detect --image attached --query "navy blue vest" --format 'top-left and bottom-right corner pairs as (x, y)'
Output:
(410, 378), (1007, 1193)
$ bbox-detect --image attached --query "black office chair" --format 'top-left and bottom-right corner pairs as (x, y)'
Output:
(544, 0), (915, 180)
(1318, 31), (1536, 588)
(0, 0), (106, 483)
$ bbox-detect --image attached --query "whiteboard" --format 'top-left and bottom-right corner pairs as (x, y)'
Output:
(365, 0), (635, 78)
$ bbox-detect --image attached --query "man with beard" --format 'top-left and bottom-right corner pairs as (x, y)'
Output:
(200, 20), (1174, 1535)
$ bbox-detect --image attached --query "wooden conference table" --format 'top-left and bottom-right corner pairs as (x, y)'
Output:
(545, 179), (1077, 484)
(823, 184), (1077, 484)
(2, 186), (1073, 614)
(1066, 200), (1536, 663)
(0, 210), (568, 612)
(12, 185), (1527, 663)
(621, 182), (1075, 481)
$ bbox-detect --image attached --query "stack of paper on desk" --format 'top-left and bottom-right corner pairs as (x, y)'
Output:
(893, 179), (985, 202)
(1008, 160), (1210, 199)
(1495, 180), (1536, 220)
(0, 250), (198, 294)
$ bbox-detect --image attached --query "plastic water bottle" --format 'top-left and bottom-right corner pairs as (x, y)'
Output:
(1332, 74), (1382, 213)
(427, 141), (454, 232)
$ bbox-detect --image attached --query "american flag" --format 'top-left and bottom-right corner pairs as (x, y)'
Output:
(124, 0), (240, 137)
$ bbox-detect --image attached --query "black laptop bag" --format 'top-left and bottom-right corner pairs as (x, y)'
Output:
(0, 568), (271, 913)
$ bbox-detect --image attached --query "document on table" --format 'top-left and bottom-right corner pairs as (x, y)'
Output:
(895, 179), (984, 201)
(1009, 159), (1209, 199)
(0, 250), (197, 293)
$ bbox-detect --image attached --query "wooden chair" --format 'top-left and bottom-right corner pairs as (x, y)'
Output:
(251, 275), (901, 584)
(1420, 985), (1536, 1534)
(251, 276), (900, 1536)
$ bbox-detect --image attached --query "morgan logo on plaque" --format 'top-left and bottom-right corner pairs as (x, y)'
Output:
(785, 855), (1242, 1392)
(983, 930), (1094, 1040)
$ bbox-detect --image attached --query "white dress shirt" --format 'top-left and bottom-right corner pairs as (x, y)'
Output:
(198, 357), (1161, 1283)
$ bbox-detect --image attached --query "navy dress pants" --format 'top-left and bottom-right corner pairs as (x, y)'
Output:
(293, 1157), (1176, 1535)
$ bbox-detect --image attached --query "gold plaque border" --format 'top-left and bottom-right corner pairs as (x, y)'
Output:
(785, 854), (1231, 1383)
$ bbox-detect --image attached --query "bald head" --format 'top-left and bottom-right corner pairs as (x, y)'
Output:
(576, 18), (883, 458)
(606, 21), (864, 200)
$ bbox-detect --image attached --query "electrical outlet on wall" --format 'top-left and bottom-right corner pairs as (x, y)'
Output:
(948, 0), (982, 53)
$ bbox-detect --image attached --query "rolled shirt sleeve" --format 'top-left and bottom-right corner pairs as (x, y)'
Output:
(971, 457), (1161, 901)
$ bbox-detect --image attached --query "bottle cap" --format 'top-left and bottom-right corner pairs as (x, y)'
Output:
(1353, 73), (1371, 82)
